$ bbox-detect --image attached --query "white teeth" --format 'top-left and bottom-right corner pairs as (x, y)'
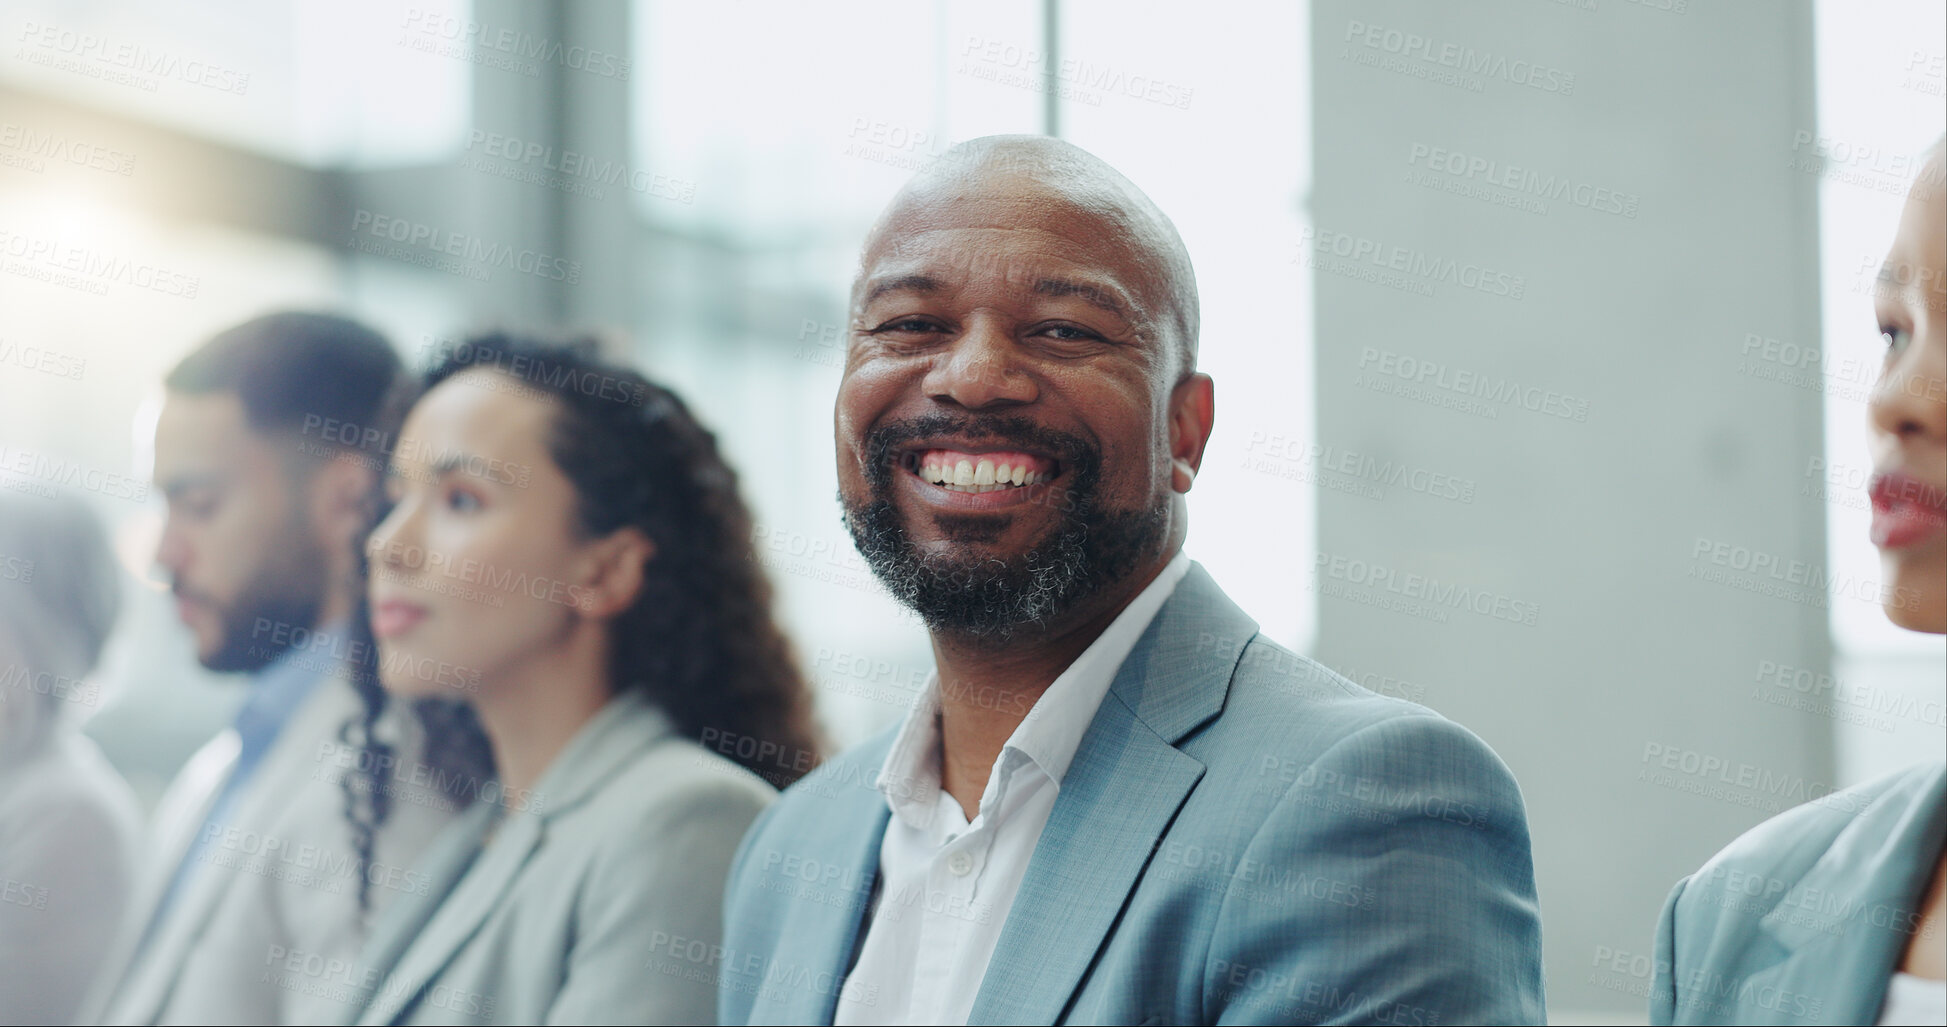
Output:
(913, 452), (1049, 491)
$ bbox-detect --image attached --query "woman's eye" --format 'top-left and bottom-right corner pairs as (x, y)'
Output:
(446, 488), (482, 513)
(1880, 326), (1912, 355)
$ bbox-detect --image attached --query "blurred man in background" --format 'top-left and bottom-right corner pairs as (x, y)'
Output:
(89, 312), (458, 1025)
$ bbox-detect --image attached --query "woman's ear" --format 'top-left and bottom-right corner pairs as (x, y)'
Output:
(576, 527), (656, 618)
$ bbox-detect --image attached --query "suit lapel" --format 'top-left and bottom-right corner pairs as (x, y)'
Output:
(797, 799), (893, 1025)
(967, 563), (1254, 1024)
(115, 680), (357, 1022)
(738, 733), (895, 1025)
(968, 698), (1205, 1025)
(355, 692), (673, 1025)
(1733, 768), (1947, 1024)
(358, 807), (544, 1025)
(102, 734), (238, 1024)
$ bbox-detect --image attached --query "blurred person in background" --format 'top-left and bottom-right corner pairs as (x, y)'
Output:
(336, 335), (821, 1025)
(719, 136), (1545, 1026)
(1652, 139), (1947, 1025)
(90, 312), (459, 1025)
(0, 493), (140, 1025)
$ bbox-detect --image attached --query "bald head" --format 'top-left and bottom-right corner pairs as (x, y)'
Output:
(856, 135), (1201, 378)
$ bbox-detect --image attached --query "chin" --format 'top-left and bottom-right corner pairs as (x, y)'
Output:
(376, 639), (475, 699)
(1879, 552), (1947, 633)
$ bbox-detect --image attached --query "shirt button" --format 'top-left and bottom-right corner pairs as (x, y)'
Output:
(947, 851), (974, 876)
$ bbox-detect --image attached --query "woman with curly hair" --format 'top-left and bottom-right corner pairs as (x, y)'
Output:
(334, 333), (823, 1025)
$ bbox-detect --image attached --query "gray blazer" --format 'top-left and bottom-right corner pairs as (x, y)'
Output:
(721, 562), (1545, 1025)
(1651, 761), (1947, 1025)
(339, 692), (774, 1025)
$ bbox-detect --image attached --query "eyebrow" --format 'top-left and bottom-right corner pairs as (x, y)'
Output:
(862, 273), (945, 307)
(161, 471), (228, 498)
(1035, 277), (1135, 319)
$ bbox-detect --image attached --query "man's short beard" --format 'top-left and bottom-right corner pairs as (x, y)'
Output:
(201, 512), (330, 674)
(841, 415), (1168, 642)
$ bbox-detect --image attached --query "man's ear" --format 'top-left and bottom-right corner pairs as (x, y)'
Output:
(1168, 373), (1215, 494)
(576, 527), (657, 618)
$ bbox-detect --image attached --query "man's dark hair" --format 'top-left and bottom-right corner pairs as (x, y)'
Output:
(165, 311), (404, 460)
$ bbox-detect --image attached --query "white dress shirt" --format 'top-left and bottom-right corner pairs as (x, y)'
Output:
(834, 552), (1190, 1026)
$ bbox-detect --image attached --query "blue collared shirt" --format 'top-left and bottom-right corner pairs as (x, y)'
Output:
(139, 620), (342, 942)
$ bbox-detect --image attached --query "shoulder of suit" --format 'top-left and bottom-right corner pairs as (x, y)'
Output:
(559, 731), (777, 830)
(1222, 634), (1443, 726)
(1681, 762), (1946, 908)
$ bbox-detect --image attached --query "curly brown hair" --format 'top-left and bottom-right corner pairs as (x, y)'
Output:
(341, 332), (824, 910)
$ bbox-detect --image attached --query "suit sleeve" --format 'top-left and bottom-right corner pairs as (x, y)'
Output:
(549, 778), (771, 1026)
(1206, 714), (1545, 1026)
(1649, 876), (1689, 1025)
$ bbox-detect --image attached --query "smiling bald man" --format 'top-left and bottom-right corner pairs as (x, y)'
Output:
(719, 136), (1545, 1026)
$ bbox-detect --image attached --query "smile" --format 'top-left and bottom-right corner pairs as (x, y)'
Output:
(906, 448), (1061, 494)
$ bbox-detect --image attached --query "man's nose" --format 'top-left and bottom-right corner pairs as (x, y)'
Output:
(922, 319), (1037, 409)
(154, 518), (189, 578)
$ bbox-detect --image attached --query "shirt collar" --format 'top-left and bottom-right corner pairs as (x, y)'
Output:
(231, 617), (344, 760)
(874, 552), (1192, 828)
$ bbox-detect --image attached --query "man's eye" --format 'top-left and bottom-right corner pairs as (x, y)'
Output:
(876, 318), (941, 334)
(1881, 326), (1912, 355)
(1041, 324), (1101, 342)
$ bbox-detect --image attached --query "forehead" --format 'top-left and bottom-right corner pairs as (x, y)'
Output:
(858, 189), (1165, 309)
(154, 391), (265, 475)
(398, 369), (558, 463)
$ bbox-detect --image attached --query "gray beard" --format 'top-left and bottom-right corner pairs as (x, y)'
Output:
(841, 434), (1167, 641)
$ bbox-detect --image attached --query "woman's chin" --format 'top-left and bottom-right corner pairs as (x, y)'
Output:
(1880, 554), (1947, 633)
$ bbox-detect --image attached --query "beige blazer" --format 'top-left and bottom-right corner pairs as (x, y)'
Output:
(91, 674), (458, 1025)
(340, 691), (774, 1026)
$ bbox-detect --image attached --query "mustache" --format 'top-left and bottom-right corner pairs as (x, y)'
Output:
(168, 577), (214, 607)
(860, 413), (1097, 486)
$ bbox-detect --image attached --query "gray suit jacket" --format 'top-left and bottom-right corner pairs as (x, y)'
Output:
(1652, 761), (1947, 1025)
(340, 692), (774, 1025)
(720, 562), (1545, 1025)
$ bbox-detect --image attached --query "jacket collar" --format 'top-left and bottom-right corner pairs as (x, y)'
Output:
(353, 691), (676, 1024)
(1730, 764), (1947, 1025)
(967, 561), (1255, 1023)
